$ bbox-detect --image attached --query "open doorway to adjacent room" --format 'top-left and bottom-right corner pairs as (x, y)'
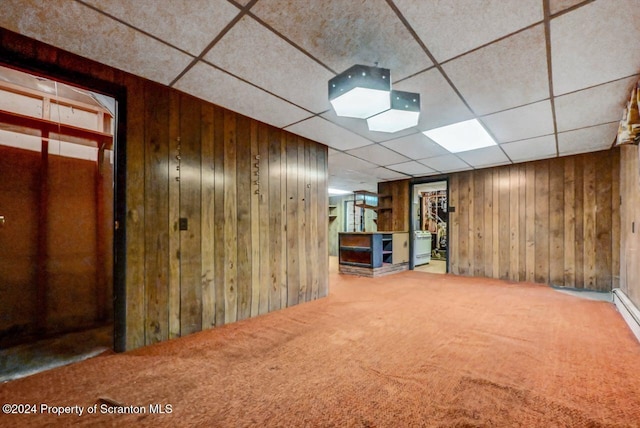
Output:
(411, 180), (448, 274)
(0, 65), (117, 381)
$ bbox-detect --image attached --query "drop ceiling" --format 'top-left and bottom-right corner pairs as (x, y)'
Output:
(2, 0), (638, 192)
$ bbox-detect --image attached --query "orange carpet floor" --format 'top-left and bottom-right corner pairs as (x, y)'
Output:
(1, 271), (640, 427)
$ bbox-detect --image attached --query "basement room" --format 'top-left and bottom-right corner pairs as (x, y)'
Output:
(1, 1), (639, 426)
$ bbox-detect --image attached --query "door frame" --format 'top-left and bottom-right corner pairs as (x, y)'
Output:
(0, 56), (128, 352)
(409, 176), (450, 272)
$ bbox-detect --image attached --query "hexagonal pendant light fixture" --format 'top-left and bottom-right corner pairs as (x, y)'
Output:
(328, 64), (391, 119)
(367, 90), (420, 133)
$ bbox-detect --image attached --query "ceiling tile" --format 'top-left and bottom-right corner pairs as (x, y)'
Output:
(328, 148), (339, 155)
(328, 152), (377, 173)
(285, 117), (373, 151)
(82, 0), (240, 55)
(250, 0), (433, 80)
(174, 62), (310, 128)
(551, 0), (640, 95)
(394, 68), (474, 131)
(500, 135), (557, 163)
(370, 167), (410, 181)
(481, 100), (554, 143)
(393, 0), (543, 62)
(549, 0), (584, 15)
(204, 15), (333, 113)
(386, 161), (436, 176)
(346, 144), (410, 166)
(443, 24), (548, 115)
(0, 0), (193, 85)
(456, 146), (511, 168)
(555, 76), (638, 132)
(557, 123), (618, 156)
(381, 133), (450, 159)
(419, 154), (471, 173)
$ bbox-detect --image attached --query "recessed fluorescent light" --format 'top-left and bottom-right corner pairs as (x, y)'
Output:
(423, 119), (497, 153)
(328, 188), (352, 195)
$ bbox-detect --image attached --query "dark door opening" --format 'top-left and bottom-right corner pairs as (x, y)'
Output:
(0, 65), (118, 381)
(410, 179), (449, 274)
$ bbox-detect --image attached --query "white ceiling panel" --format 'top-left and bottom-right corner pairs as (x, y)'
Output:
(456, 146), (511, 168)
(443, 25), (548, 115)
(501, 135), (557, 163)
(419, 154), (470, 173)
(328, 152), (378, 173)
(394, 68), (474, 131)
(557, 123), (618, 156)
(381, 133), (450, 159)
(549, 0), (584, 15)
(250, 0), (433, 80)
(387, 161), (436, 176)
(285, 117), (373, 151)
(393, 0), (543, 62)
(82, 0), (240, 56)
(481, 100), (555, 143)
(370, 167), (410, 181)
(551, 0), (640, 95)
(346, 144), (410, 167)
(205, 15), (333, 113)
(555, 76), (638, 132)
(174, 62), (310, 128)
(0, 0), (193, 85)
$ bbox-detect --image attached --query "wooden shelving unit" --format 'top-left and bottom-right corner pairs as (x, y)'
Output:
(328, 204), (338, 222)
(338, 232), (409, 277)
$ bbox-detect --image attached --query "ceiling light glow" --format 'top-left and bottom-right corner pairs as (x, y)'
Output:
(423, 119), (497, 153)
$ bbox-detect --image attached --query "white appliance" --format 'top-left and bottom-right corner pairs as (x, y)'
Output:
(414, 230), (431, 266)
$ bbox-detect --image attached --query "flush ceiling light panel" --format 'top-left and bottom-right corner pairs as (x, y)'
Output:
(367, 90), (420, 133)
(423, 119), (497, 153)
(329, 64), (391, 119)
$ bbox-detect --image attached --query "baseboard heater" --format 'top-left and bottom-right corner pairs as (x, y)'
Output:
(612, 288), (640, 343)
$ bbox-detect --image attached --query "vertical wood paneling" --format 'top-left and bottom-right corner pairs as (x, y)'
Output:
(258, 124), (270, 315)
(213, 107), (226, 326)
(549, 158), (564, 286)
(249, 121), (260, 318)
(286, 134), (299, 307)
(316, 145), (329, 298)
(200, 103), (216, 329)
(534, 161), (549, 284)
(518, 165), (527, 281)
(483, 170), (493, 277)
(499, 168), (510, 280)
(595, 153), (612, 291)
(583, 153), (596, 289)
(509, 166), (519, 281)
(445, 150), (618, 292)
(268, 129), (282, 312)
(574, 155), (585, 288)
(123, 74), (145, 350)
(620, 145), (640, 307)
(473, 170), (484, 277)
(223, 110), (237, 324)
(611, 148), (620, 289)
(492, 169), (500, 278)
(143, 82), (170, 344)
(236, 115), (252, 321)
(563, 157), (576, 287)
(168, 91), (181, 338)
(525, 163), (535, 282)
(179, 94), (202, 336)
(0, 29), (332, 352)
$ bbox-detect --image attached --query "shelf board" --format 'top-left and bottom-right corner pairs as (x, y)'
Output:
(339, 246), (371, 252)
(339, 261), (373, 268)
(329, 205), (337, 208)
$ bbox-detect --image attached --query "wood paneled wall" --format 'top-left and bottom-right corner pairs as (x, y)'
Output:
(377, 180), (410, 232)
(0, 28), (329, 351)
(449, 150), (620, 291)
(619, 144), (640, 308)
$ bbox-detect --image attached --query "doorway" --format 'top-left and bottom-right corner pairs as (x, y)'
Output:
(410, 180), (449, 274)
(0, 65), (117, 380)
